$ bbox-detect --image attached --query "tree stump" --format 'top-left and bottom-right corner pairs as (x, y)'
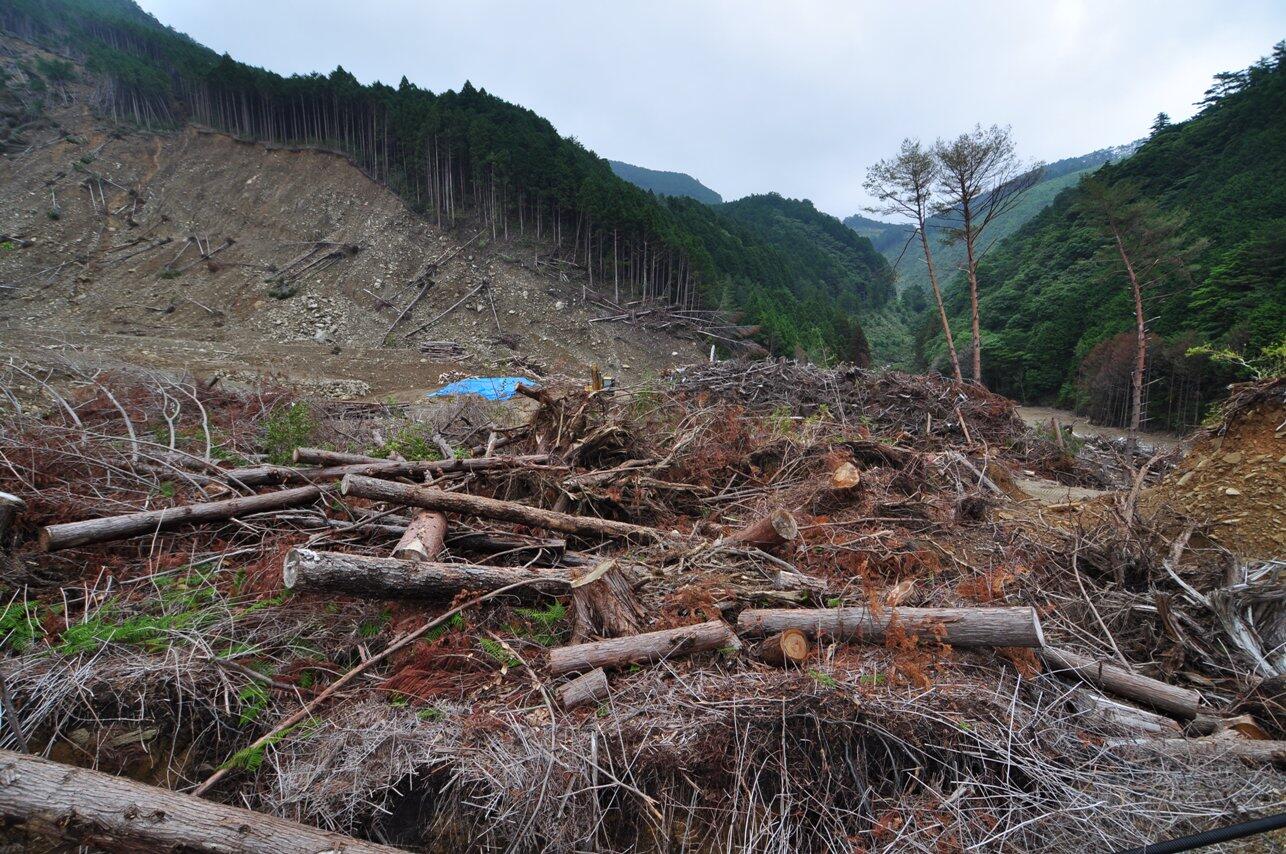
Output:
(570, 560), (645, 642)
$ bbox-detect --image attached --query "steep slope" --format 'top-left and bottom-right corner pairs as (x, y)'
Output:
(608, 160), (722, 204)
(0, 0), (888, 363)
(663, 193), (902, 364)
(927, 44), (1285, 427)
(850, 143), (1141, 295)
(0, 33), (705, 396)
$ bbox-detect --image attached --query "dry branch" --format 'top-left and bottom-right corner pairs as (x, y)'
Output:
(223, 454), (551, 486)
(340, 474), (667, 542)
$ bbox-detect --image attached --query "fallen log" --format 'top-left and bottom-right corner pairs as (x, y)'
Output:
(557, 667), (609, 710)
(293, 446), (382, 466)
(1042, 646), (1203, 718)
(0, 491), (24, 548)
(548, 619), (740, 676)
(393, 511), (447, 561)
(340, 474), (667, 542)
(282, 548), (570, 598)
(39, 486), (323, 552)
(1068, 687), (1183, 735)
(0, 749), (401, 853)
(1109, 735), (1286, 768)
(223, 453), (551, 487)
(755, 628), (810, 667)
(736, 605), (1045, 648)
(723, 509), (798, 549)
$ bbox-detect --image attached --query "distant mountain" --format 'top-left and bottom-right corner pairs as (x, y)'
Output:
(608, 160), (722, 204)
(848, 142), (1142, 293)
(841, 213), (914, 257)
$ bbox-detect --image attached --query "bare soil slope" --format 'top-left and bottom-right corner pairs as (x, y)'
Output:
(0, 35), (703, 397)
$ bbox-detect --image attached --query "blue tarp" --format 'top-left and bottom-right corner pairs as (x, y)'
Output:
(427, 376), (532, 401)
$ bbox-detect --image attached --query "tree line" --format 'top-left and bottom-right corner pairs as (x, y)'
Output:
(1, 0), (894, 363)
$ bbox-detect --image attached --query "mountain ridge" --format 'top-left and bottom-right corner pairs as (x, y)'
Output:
(608, 160), (722, 204)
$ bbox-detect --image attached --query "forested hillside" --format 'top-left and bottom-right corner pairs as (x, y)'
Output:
(608, 160), (722, 204)
(665, 193), (899, 363)
(847, 143), (1140, 296)
(924, 44), (1285, 428)
(0, 0), (891, 362)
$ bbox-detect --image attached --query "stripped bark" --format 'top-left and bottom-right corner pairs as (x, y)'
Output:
(393, 511), (447, 561)
(282, 548), (570, 599)
(548, 620), (740, 676)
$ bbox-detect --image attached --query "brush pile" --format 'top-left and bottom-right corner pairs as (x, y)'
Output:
(0, 357), (1281, 852)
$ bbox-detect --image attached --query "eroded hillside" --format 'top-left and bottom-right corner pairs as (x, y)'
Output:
(0, 35), (704, 397)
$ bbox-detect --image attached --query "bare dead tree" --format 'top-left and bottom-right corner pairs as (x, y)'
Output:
(864, 139), (963, 382)
(934, 125), (1042, 385)
(1074, 177), (1205, 439)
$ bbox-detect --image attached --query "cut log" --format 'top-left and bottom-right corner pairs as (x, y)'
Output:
(557, 667), (609, 710)
(736, 605), (1045, 648)
(283, 548), (570, 599)
(1068, 687), (1183, 735)
(0, 492), (24, 549)
(549, 619), (740, 676)
(1042, 646), (1203, 719)
(340, 474), (666, 542)
(755, 628), (810, 667)
(724, 509), (798, 549)
(1110, 734), (1286, 768)
(393, 511), (447, 561)
(569, 560), (645, 642)
(39, 486), (322, 552)
(223, 454), (550, 487)
(0, 749), (401, 853)
(293, 446), (383, 466)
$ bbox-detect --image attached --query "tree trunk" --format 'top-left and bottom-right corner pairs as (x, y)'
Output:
(224, 454), (549, 487)
(39, 486), (323, 551)
(1110, 225), (1147, 438)
(393, 511), (447, 561)
(282, 548), (570, 599)
(1109, 735), (1286, 768)
(340, 474), (666, 542)
(570, 560), (645, 641)
(548, 620), (740, 676)
(723, 509), (798, 549)
(556, 667), (609, 710)
(737, 605), (1045, 648)
(1042, 646), (1203, 718)
(0, 749), (401, 853)
(755, 628), (810, 667)
(1067, 687), (1182, 735)
(0, 492), (24, 550)
(919, 225), (962, 383)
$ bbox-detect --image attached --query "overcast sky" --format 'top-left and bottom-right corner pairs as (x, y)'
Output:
(136, 0), (1284, 218)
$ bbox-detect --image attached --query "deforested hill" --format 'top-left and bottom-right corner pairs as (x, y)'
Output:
(847, 142), (1141, 296)
(0, 0), (893, 364)
(924, 42), (1285, 429)
(608, 160), (722, 204)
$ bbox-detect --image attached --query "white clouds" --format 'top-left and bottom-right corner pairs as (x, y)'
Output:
(136, 0), (1284, 217)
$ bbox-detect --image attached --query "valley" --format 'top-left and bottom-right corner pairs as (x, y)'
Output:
(0, 3), (1281, 853)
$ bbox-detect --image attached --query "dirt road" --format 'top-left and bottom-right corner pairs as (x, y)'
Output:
(1016, 405), (1179, 450)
